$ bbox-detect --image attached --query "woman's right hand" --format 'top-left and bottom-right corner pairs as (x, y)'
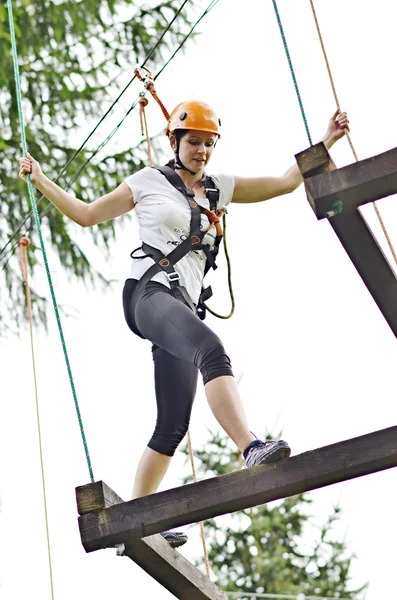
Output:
(19, 153), (43, 185)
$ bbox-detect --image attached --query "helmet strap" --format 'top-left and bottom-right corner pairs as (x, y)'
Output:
(173, 137), (197, 176)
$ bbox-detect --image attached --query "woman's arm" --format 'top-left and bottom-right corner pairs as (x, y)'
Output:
(19, 154), (135, 227)
(232, 110), (349, 204)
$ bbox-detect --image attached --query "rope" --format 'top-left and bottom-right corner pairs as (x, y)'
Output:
(7, 0), (94, 483)
(271, 0), (312, 146)
(139, 97), (153, 167)
(0, 0), (191, 261)
(187, 430), (211, 579)
(204, 214), (235, 319)
(19, 237), (55, 600)
(1, 0), (221, 270)
(308, 0), (397, 266)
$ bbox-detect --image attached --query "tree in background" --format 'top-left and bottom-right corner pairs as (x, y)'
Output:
(0, 0), (195, 333)
(182, 430), (366, 599)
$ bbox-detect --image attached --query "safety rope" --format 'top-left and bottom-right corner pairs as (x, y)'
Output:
(204, 214), (235, 319)
(139, 97), (153, 167)
(0, 0), (221, 271)
(308, 0), (397, 266)
(7, 0), (94, 483)
(187, 430), (211, 578)
(19, 237), (55, 599)
(0, 0), (191, 261)
(271, 0), (313, 146)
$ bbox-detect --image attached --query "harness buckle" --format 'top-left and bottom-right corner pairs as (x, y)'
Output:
(167, 271), (180, 282)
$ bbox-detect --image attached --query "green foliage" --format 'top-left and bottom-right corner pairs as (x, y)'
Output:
(182, 430), (366, 599)
(0, 0), (194, 334)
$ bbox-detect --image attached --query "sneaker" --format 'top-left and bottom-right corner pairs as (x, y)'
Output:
(161, 530), (188, 548)
(244, 439), (291, 468)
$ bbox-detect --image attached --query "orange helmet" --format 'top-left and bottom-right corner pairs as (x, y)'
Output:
(166, 100), (221, 138)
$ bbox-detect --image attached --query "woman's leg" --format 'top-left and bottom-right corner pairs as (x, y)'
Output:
(132, 447), (172, 499)
(133, 283), (255, 453)
(205, 375), (254, 452)
(132, 343), (199, 499)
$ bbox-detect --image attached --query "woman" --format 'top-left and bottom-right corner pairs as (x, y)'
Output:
(19, 100), (349, 547)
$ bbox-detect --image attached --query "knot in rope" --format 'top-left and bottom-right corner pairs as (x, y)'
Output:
(204, 209), (225, 237)
(19, 235), (30, 283)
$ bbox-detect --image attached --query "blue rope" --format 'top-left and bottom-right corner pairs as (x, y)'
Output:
(7, 0), (94, 483)
(271, 0), (313, 146)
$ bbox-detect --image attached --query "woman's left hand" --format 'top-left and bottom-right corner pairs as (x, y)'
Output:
(325, 108), (350, 144)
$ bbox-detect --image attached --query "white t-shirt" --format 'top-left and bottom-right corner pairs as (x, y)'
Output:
(125, 167), (235, 304)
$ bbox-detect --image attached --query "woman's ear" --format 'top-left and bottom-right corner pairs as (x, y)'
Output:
(169, 133), (177, 152)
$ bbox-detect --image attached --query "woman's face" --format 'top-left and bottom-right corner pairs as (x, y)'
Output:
(171, 130), (217, 173)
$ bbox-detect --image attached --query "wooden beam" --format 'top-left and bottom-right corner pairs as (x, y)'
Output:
(122, 536), (226, 600)
(75, 482), (227, 600)
(296, 144), (397, 219)
(295, 142), (336, 179)
(329, 208), (397, 336)
(295, 142), (337, 218)
(296, 142), (397, 337)
(78, 426), (397, 552)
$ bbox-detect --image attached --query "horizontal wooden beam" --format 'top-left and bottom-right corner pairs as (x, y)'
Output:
(75, 481), (227, 600)
(295, 144), (397, 219)
(79, 426), (397, 553)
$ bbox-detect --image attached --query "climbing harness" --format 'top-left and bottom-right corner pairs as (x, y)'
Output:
(129, 164), (224, 334)
(133, 76), (234, 319)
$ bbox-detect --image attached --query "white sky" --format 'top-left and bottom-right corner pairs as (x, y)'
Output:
(1, 1), (397, 599)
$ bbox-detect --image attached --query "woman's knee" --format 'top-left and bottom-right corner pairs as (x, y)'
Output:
(197, 335), (234, 385)
(148, 421), (190, 456)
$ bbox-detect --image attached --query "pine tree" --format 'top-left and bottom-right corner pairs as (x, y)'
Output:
(0, 0), (194, 334)
(182, 430), (366, 599)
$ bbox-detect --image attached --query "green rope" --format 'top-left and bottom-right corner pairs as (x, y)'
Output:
(7, 0), (94, 483)
(271, 0), (313, 146)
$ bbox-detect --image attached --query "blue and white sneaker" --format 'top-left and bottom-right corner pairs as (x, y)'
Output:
(244, 439), (291, 468)
(161, 530), (188, 548)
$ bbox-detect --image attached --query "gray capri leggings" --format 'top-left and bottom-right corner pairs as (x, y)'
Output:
(122, 279), (234, 456)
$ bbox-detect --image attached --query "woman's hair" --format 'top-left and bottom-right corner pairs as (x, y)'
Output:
(166, 129), (187, 168)
(172, 129), (187, 144)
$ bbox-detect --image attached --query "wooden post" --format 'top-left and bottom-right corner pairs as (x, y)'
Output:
(295, 143), (397, 337)
(78, 426), (397, 552)
(76, 482), (227, 600)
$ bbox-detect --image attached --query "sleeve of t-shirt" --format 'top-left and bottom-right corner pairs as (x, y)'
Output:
(124, 167), (152, 205)
(208, 173), (235, 210)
